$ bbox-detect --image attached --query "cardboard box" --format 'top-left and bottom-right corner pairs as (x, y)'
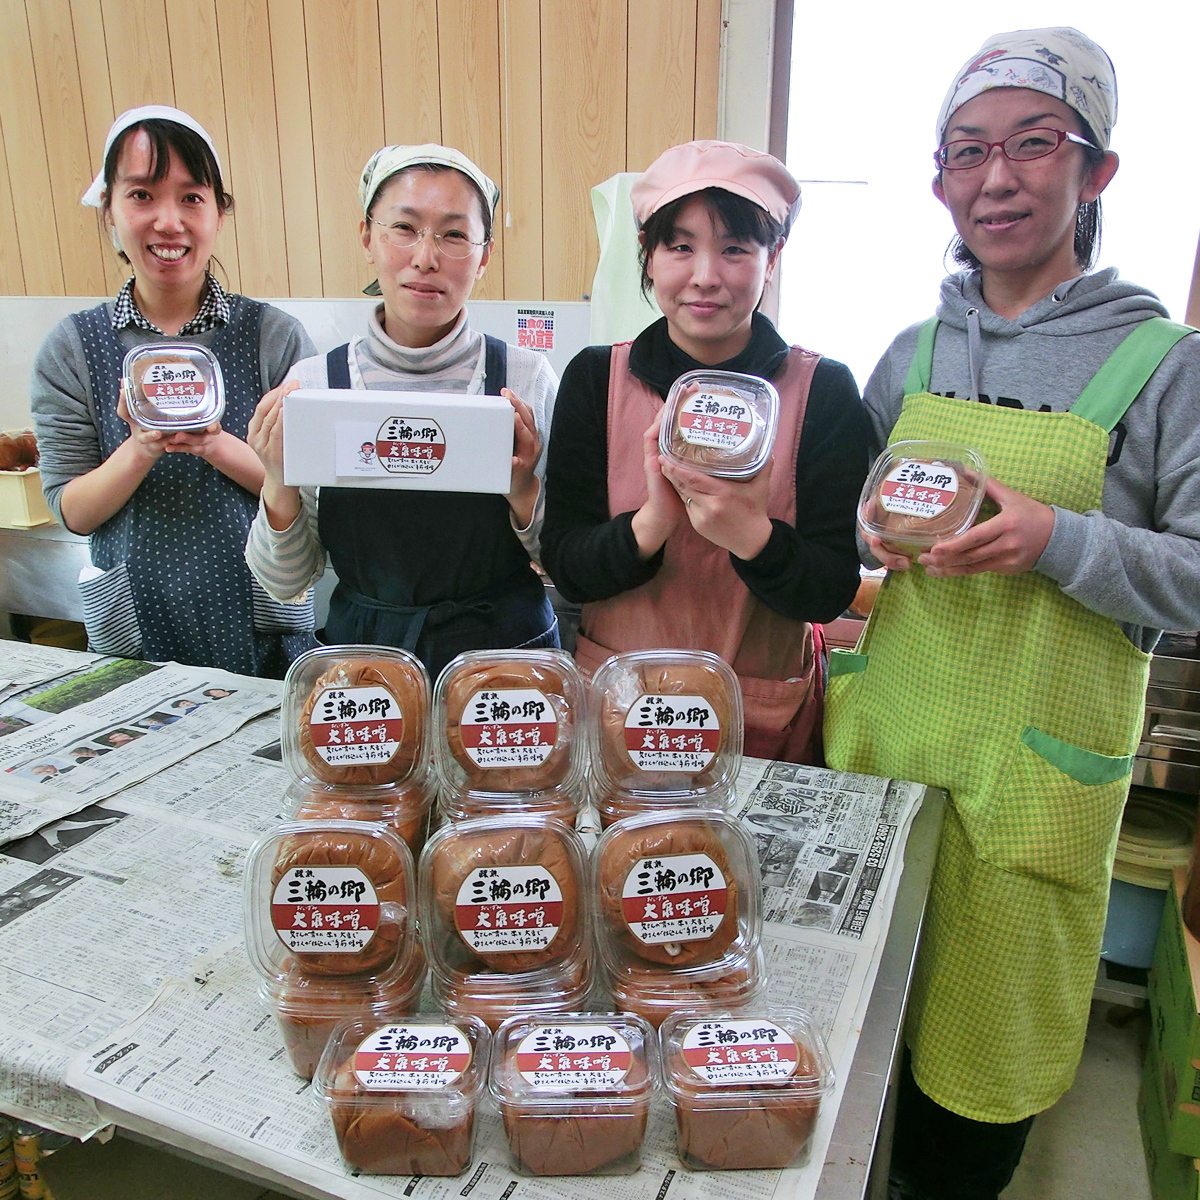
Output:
(1141, 1041), (1200, 1200)
(1148, 868), (1200, 1157)
(0, 468), (52, 528)
(282, 388), (514, 494)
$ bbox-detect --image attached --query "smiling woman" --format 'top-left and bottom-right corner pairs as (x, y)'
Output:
(30, 105), (316, 677)
(244, 144), (560, 678)
(542, 140), (871, 765)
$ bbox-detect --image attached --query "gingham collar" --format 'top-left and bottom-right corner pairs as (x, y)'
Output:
(111, 273), (231, 336)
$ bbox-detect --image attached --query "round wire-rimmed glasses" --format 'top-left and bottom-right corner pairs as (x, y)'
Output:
(935, 127), (1099, 171)
(369, 219), (488, 257)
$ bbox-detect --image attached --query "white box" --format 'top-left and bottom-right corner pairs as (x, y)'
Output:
(282, 389), (513, 494)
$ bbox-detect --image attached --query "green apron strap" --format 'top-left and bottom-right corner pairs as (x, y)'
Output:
(1070, 317), (1195, 432)
(903, 318), (939, 396)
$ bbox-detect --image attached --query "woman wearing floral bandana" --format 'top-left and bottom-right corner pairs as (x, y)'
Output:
(825, 28), (1200, 1198)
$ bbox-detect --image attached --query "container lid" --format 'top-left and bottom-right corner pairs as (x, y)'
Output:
(122, 343), (225, 431)
(282, 645), (430, 790)
(419, 814), (590, 981)
(313, 1014), (489, 1105)
(594, 809), (760, 975)
(660, 1007), (834, 1102)
(244, 820), (419, 986)
(857, 440), (988, 552)
(440, 783), (581, 828)
(1113, 789), (1195, 890)
(590, 650), (743, 798)
(489, 1012), (657, 1108)
(433, 650), (586, 797)
(290, 782), (433, 854)
(658, 370), (779, 478)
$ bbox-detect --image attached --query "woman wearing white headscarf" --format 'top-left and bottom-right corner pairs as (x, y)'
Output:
(31, 106), (316, 676)
(245, 145), (559, 678)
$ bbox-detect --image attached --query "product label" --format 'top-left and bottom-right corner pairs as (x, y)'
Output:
(140, 361), (207, 408)
(678, 390), (753, 451)
(354, 1024), (472, 1090)
(271, 866), (379, 953)
(459, 688), (557, 768)
(375, 416), (445, 475)
(681, 1020), (801, 1083)
(308, 685), (403, 766)
(879, 460), (959, 520)
(624, 694), (719, 772)
(622, 853), (728, 944)
(455, 866), (563, 953)
(516, 1025), (632, 1089)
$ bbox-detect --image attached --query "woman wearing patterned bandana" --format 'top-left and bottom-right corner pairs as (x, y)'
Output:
(825, 28), (1200, 1199)
(245, 145), (559, 680)
(32, 106), (316, 676)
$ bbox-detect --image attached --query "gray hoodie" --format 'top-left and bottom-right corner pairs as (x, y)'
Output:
(862, 267), (1200, 651)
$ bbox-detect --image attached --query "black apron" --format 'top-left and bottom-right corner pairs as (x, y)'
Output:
(317, 337), (557, 678)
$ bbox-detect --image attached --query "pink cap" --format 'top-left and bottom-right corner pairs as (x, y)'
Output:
(630, 140), (801, 232)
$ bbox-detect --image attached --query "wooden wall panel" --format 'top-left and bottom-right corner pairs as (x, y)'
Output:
(438, 0), (504, 301)
(100, 0), (173, 114)
(25, 0), (108, 295)
(214, 0), (289, 296)
(693, 0), (722, 140)
(627, 0), (696, 174)
(541, 0), (628, 301)
(0, 108), (25, 294)
(499, 0), (543, 300)
(0, 2), (63, 294)
(1, 0), (724, 301)
(379, 0), (441, 146)
(165, 0), (240, 292)
(69, 0), (125, 297)
(267, 0), (322, 296)
(304, 0), (383, 298)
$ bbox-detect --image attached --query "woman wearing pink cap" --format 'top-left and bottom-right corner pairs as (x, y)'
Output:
(543, 140), (869, 764)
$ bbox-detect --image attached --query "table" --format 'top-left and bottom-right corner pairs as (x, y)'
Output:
(0, 642), (944, 1200)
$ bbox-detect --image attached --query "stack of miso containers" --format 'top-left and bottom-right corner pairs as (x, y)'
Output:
(423, 650), (592, 1029)
(244, 646), (434, 1078)
(587, 650), (764, 1027)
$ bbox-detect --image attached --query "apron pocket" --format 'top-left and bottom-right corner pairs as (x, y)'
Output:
(977, 724), (1133, 894)
(251, 579), (316, 634)
(828, 649), (868, 678)
(78, 562), (143, 658)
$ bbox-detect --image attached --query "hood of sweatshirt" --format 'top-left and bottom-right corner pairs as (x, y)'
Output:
(932, 268), (1170, 404)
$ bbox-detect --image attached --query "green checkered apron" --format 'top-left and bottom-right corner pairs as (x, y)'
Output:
(825, 316), (1192, 1122)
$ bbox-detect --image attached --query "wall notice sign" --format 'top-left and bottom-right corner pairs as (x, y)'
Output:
(517, 308), (555, 352)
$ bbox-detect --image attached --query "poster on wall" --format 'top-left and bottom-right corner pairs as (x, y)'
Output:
(516, 307), (555, 353)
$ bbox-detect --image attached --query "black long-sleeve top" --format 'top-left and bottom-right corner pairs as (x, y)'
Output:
(542, 314), (870, 624)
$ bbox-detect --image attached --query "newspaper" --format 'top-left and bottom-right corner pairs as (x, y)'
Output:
(65, 764), (927, 1200)
(0, 642), (101, 704)
(0, 711), (293, 1137)
(0, 656), (281, 841)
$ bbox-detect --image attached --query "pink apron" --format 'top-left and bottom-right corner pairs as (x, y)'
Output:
(575, 343), (825, 764)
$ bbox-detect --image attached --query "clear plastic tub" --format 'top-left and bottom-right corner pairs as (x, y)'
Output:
(440, 959), (591, 1032)
(610, 948), (764, 1030)
(858, 440), (988, 555)
(658, 370), (779, 479)
(420, 816), (591, 979)
(290, 781), (434, 856)
(244, 820), (420, 984)
(661, 1007), (834, 1169)
(262, 955), (425, 1079)
(590, 651), (743, 799)
(313, 1014), (489, 1175)
(122, 343), (225, 431)
(282, 646), (430, 791)
(596, 782), (737, 830)
(440, 784), (581, 828)
(594, 809), (761, 975)
(490, 1013), (658, 1175)
(434, 650), (586, 796)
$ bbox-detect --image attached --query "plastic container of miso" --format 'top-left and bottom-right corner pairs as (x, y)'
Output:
(122, 343), (225, 430)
